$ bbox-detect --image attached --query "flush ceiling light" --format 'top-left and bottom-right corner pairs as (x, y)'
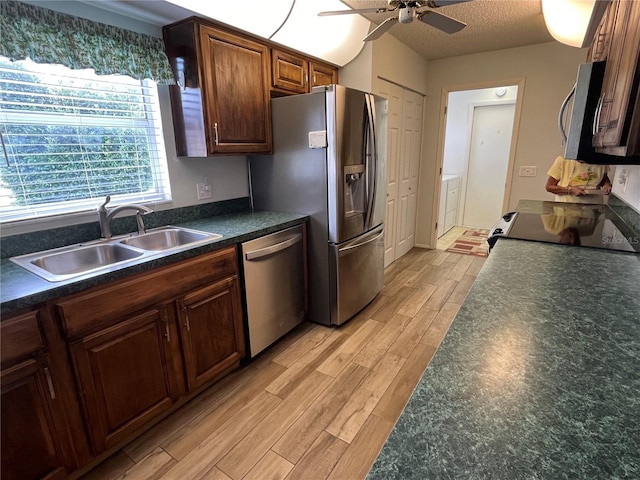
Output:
(163, 0), (369, 66)
(541, 0), (610, 48)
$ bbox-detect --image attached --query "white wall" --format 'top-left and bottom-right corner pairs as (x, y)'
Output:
(443, 86), (519, 175)
(612, 166), (640, 212)
(341, 34), (429, 95)
(416, 41), (591, 247)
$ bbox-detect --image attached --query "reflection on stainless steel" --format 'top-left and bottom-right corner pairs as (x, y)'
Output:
(488, 203), (638, 253)
(119, 227), (221, 251)
(242, 225), (306, 357)
(251, 85), (387, 326)
(30, 244), (143, 276)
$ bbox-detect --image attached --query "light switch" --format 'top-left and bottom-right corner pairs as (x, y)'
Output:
(519, 166), (537, 177)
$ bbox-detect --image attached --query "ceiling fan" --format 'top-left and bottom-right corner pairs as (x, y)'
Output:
(319, 0), (472, 42)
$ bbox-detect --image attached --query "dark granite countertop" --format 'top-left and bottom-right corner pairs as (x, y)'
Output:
(1, 210), (307, 315)
(368, 239), (640, 479)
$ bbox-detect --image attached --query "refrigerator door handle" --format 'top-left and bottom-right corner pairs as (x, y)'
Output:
(364, 94), (378, 230)
(245, 233), (302, 260)
(338, 227), (384, 257)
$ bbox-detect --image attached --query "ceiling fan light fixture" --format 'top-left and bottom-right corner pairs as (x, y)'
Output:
(399, 6), (417, 24)
(541, 0), (610, 48)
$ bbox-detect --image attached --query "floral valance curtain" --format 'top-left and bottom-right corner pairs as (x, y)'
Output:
(0, 0), (175, 84)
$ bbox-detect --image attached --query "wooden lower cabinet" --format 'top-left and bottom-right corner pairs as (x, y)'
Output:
(55, 246), (245, 460)
(69, 307), (177, 453)
(2, 247), (246, 477)
(69, 276), (246, 454)
(1, 357), (66, 480)
(178, 277), (245, 390)
(1, 309), (87, 480)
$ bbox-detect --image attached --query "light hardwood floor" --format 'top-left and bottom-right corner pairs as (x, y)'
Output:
(436, 226), (468, 251)
(80, 247), (486, 480)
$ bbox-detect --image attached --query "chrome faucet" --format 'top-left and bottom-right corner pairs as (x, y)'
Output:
(98, 195), (153, 238)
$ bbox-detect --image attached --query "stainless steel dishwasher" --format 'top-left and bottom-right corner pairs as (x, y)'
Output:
(241, 224), (306, 357)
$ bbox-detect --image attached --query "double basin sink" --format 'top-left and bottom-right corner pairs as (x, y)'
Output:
(11, 226), (222, 282)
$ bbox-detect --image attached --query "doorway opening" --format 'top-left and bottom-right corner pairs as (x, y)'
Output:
(436, 83), (521, 252)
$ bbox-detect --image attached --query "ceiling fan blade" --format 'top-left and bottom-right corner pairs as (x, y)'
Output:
(419, 0), (473, 7)
(363, 17), (398, 42)
(318, 8), (388, 17)
(419, 10), (466, 34)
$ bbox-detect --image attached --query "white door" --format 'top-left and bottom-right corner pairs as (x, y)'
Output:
(395, 90), (422, 259)
(378, 80), (403, 267)
(462, 103), (515, 229)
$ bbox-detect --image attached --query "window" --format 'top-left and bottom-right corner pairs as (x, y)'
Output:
(0, 56), (171, 223)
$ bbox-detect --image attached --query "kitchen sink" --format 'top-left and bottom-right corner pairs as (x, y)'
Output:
(12, 243), (146, 282)
(10, 226), (222, 282)
(119, 226), (221, 251)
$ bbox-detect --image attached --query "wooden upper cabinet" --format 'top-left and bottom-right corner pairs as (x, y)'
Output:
(164, 20), (272, 156)
(199, 26), (272, 154)
(164, 18), (339, 155)
(592, 0), (640, 156)
(310, 61), (338, 88)
(272, 49), (309, 94)
(587, 2), (616, 62)
(271, 48), (338, 95)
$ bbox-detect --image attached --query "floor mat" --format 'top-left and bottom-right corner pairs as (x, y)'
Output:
(445, 229), (489, 257)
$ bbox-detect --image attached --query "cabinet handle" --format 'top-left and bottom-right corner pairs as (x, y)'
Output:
(160, 310), (171, 342)
(44, 367), (56, 400)
(181, 306), (191, 331)
(304, 72), (308, 86)
(213, 122), (219, 145)
(592, 96), (604, 135)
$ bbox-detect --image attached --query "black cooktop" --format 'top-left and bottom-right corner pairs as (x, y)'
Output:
(488, 203), (639, 253)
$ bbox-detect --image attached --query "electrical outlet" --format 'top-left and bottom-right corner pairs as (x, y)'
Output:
(518, 166), (537, 177)
(196, 182), (212, 200)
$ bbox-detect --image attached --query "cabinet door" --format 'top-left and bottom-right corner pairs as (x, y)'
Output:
(272, 48), (309, 94)
(593, 0), (640, 152)
(199, 25), (272, 154)
(310, 61), (338, 88)
(69, 307), (176, 453)
(177, 276), (245, 391)
(1, 358), (66, 480)
(587, 1), (616, 62)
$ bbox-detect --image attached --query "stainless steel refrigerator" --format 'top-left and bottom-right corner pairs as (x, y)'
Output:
(250, 85), (387, 326)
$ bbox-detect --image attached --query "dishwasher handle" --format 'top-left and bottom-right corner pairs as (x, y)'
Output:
(245, 233), (302, 261)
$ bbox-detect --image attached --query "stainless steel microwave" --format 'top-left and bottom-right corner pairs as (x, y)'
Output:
(560, 61), (640, 165)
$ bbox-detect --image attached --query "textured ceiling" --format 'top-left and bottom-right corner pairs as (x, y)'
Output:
(340, 0), (555, 60)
